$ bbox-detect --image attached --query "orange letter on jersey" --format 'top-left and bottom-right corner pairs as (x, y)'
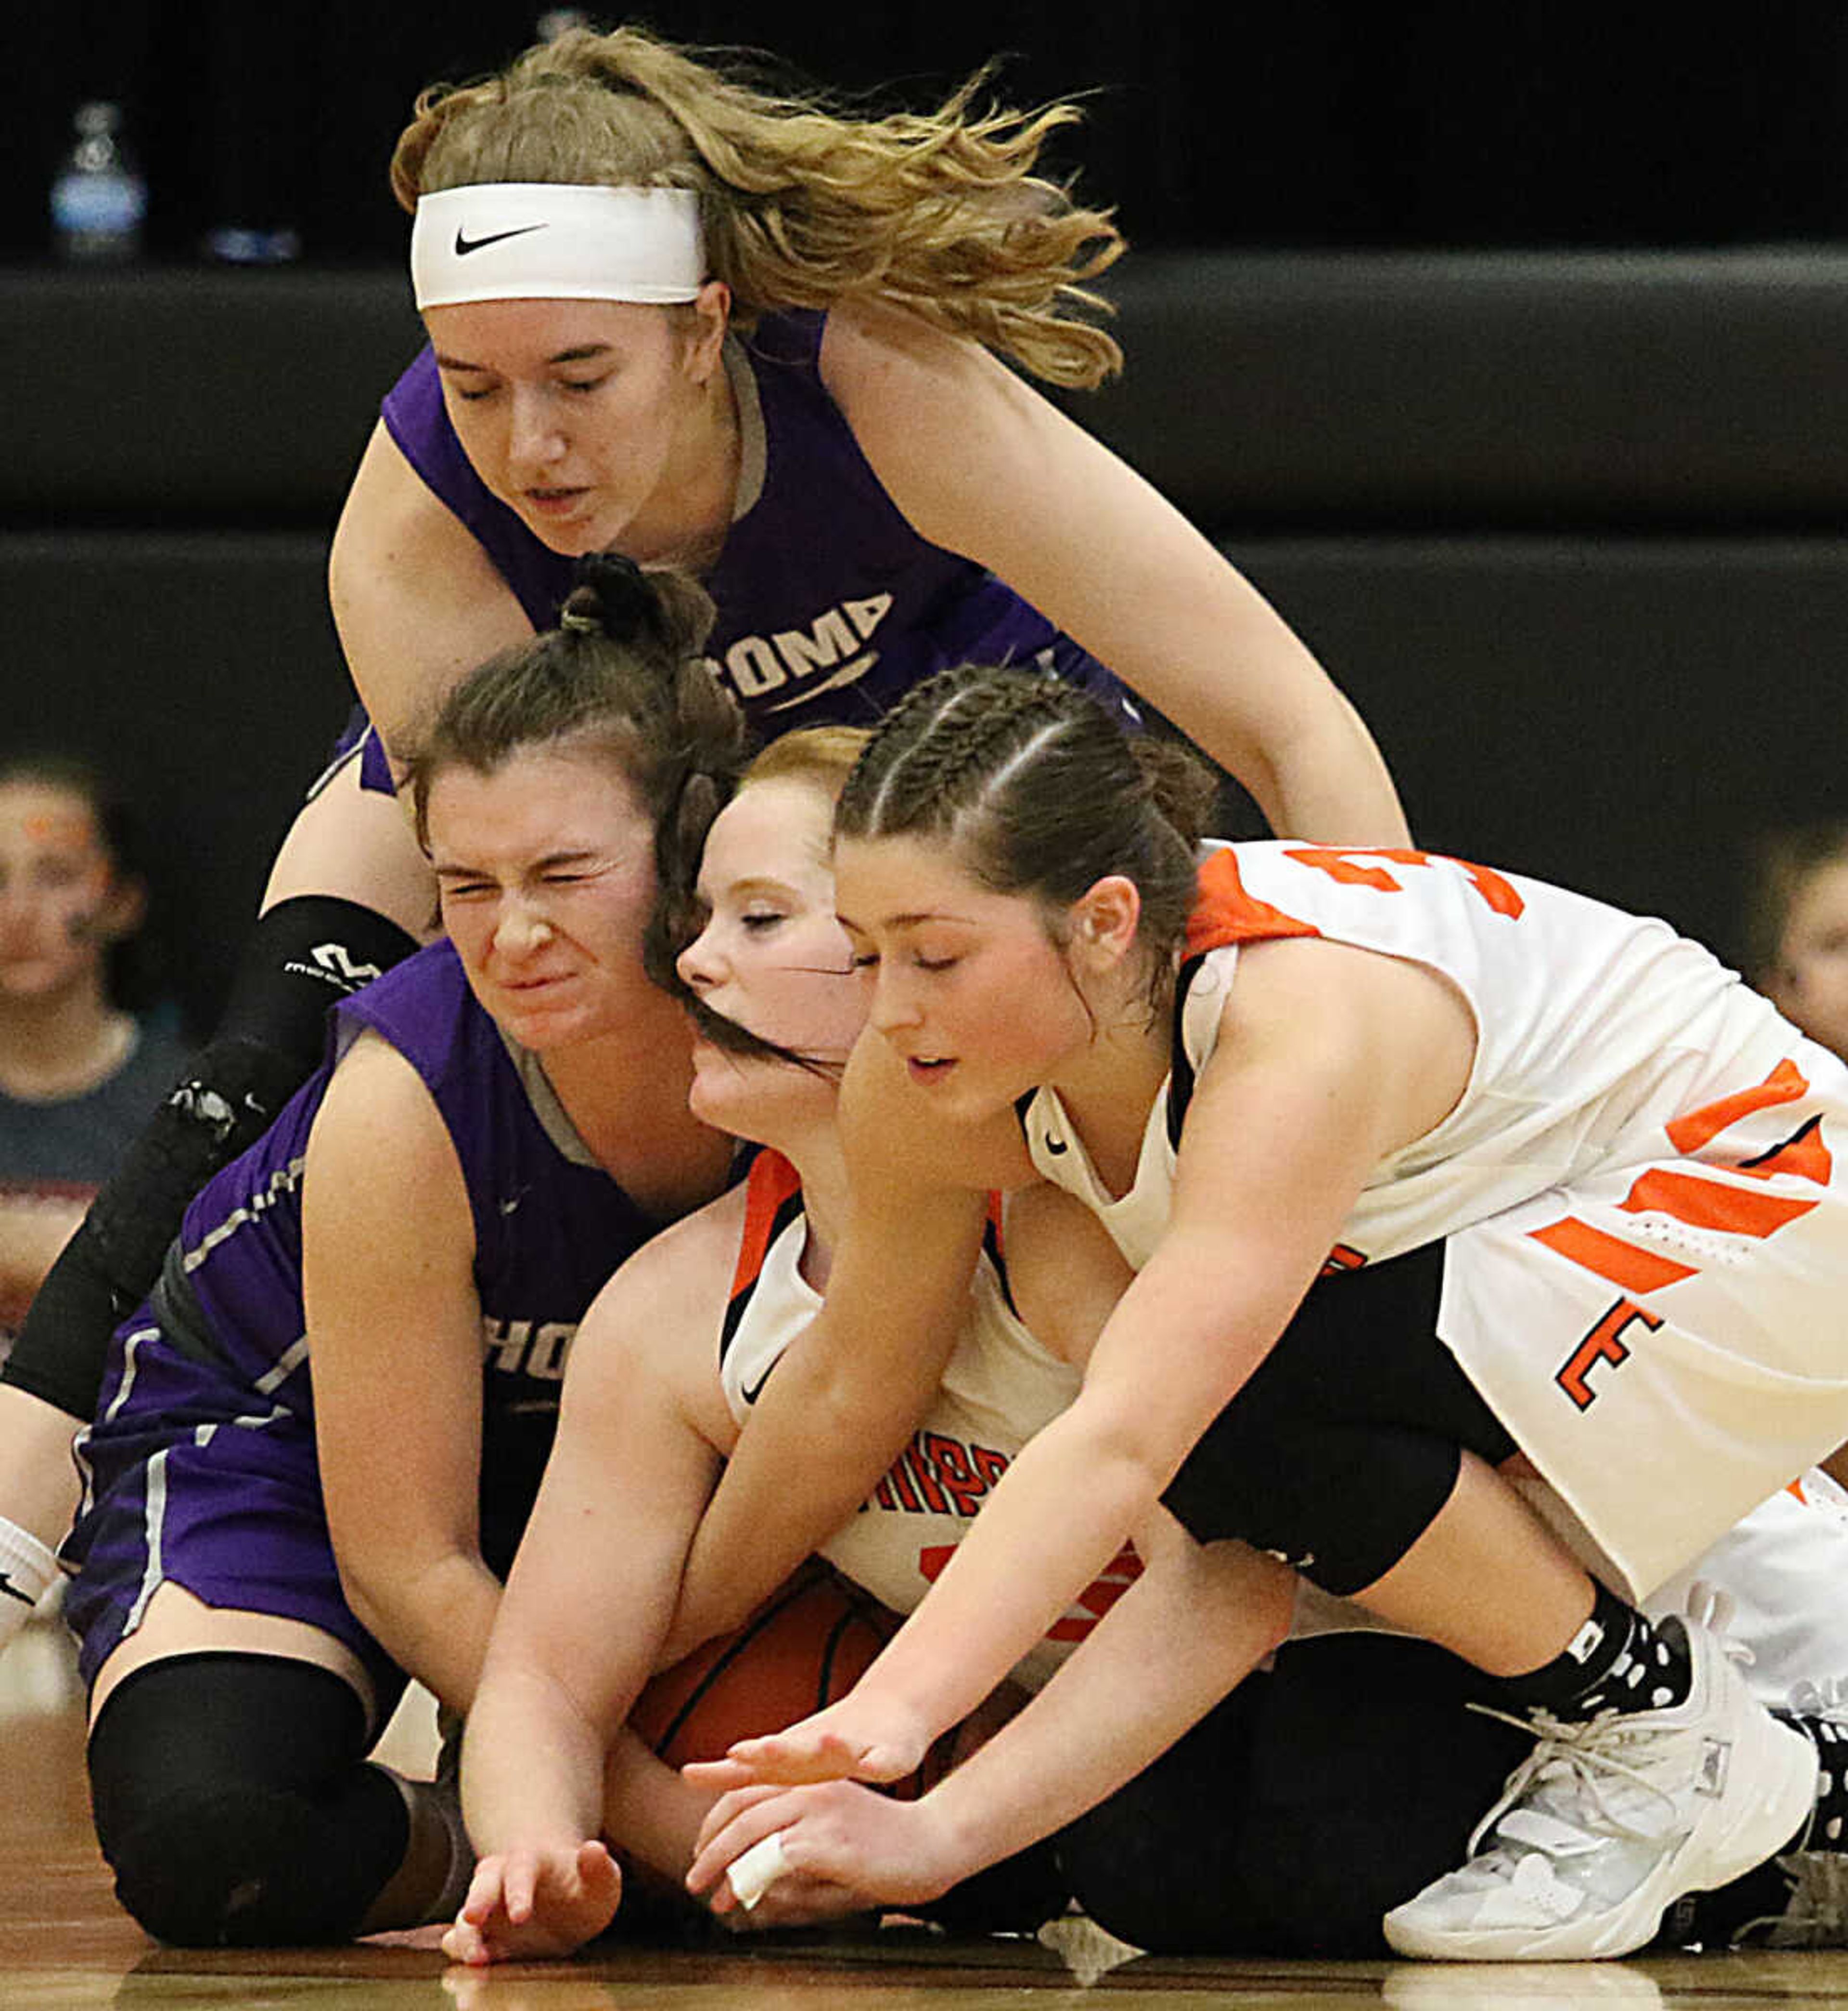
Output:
(1556, 1297), (1663, 1412)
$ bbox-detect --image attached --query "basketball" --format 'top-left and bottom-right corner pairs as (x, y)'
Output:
(630, 1565), (943, 1799)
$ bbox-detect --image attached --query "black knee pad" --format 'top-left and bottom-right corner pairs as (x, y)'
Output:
(88, 1653), (409, 1946)
(1168, 1416), (1466, 1597)
(1160, 1244), (1514, 1596)
(3, 898), (416, 1421)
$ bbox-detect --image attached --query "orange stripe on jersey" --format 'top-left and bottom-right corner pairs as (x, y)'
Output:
(1529, 1216), (1696, 1292)
(728, 1148), (805, 1302)
(1666, 1057), (1809, 1155)
(1617, 1166), (1817, 1239)
(1741, 1114), (1834, 1187)
(1185, 848), (1320, 958)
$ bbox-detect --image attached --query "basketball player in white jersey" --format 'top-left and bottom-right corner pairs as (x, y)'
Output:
(676, 664), (1848, 1963)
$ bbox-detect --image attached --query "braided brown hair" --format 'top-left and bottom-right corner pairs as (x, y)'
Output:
(836, 665), (1216, 993)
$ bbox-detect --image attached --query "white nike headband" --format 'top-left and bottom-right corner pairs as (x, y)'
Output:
(411, 184), (706, 309)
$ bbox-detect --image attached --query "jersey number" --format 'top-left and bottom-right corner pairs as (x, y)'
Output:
(1283, 846), (1525, 919)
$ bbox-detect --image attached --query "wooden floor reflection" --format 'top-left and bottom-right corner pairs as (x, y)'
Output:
(10, 1668), (1848, 2011)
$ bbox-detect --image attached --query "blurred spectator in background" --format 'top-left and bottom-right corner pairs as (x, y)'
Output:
(1744, 820), (1848, 1064)
(0, 756), (188, 1341)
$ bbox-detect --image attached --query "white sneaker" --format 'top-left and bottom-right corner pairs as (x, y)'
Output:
(1384, 1615), (1819, 1961)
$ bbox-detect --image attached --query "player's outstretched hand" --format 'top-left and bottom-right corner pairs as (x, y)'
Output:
(687, 1779), (958, 1915)
(440, 1839), (622, 1965)
(681, 1693), (930, 1791)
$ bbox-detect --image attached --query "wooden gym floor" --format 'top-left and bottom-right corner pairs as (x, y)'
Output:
(8, 1618), (1848, 2011)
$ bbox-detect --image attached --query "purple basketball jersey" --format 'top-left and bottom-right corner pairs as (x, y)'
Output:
(380, 310), (1132, 738)
(64, 942), (679, 1689)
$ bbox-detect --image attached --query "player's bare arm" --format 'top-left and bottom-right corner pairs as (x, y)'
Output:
(301, 1030), (496, 1715)
(689, 1519), (1293, 1908)
(821, 302), (1408, 848)
(453, 1202), (751, 1965)
(328, 422), (537, 761)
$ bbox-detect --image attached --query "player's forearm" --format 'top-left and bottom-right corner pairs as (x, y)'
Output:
(463, 1656), (610, 1857)
(1252, 682), (1410, 848)
(601, 1728), (717, 1879)
(918, 1539), (1295, 1880)
(852, 1413), (1153, 1740)
(667, 1362), (930, 1659)
(342, 1543), (501, 1715)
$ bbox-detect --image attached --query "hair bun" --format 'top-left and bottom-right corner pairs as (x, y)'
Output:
(564, 553), (669, 647)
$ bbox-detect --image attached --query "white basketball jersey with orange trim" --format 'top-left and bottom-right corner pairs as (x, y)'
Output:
(1022, 843), (1848, 1599)
(718, 1150), (1109, 1691)
(1024, 841), (1801, 1269)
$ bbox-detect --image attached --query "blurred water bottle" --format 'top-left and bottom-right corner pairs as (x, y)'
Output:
(51, 102), (147, 263)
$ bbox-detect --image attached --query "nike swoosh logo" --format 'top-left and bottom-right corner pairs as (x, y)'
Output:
(453, 224), (547, 257)
(1042, 1134), (1068, 1156)
(0, 1572), (35, 1608)
(741, 1358), (777, 1405)
(762, 651), (880, 712)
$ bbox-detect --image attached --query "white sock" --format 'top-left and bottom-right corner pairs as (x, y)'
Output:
(0, 1519), (59, 1653)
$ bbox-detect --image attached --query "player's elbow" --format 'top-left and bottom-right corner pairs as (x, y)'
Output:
(334, 1528), (470, 1647)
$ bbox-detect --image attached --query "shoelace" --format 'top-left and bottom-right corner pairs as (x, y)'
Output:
(1460, 1702), (1691, 1857)
(1459, 1600), (1756, 1864)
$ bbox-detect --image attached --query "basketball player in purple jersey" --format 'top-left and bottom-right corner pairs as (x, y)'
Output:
(60, 563), (753, 1945)
(0, 20), (1410, 1667)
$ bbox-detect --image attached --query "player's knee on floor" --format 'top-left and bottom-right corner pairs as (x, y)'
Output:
(98, 1778), (407, 1946)
(87, 1653), (408, 1947)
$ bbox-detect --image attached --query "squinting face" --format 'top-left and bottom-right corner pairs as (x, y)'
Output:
(1768, 855), (1848, 1062)
(833, 833), (1092, 1122)
(426, 744), (660, 1051)
(424, 294), (719, 557)
(0, 781), (123, 1003)
(676, 778), (863, 1135)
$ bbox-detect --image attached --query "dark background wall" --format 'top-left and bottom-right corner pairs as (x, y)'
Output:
(14, 6), (1848, 1031)
(19, 4), (1848, 262)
